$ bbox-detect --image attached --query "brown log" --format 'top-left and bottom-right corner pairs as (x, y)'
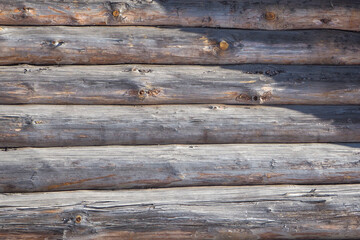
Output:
(0, 185), (360, 239)
(0, 105), (360, 147)
(1, 64), (360, 105)
(1, 144), (360, 192)
(0, 27), (359, 65)
(0, 0), (359, 31)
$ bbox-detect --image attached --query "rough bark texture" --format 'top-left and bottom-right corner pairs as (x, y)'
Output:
(1, 144), (360, 193)
(0, 185), (360, 239)
(1, 105), (360, 147)
(0, 27), (359, 65)
(0, 0), (359, 31)
(1, 64), (360, 105)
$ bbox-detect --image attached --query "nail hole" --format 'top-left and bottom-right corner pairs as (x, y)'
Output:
(252, 96), (258, 101)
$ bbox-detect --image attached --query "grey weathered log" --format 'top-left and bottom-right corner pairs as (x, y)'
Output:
(0, 185), (360, 239)
(1, 105), (360, 147)
(1, 64), (360, 105)
(0, 27), (359, 65)
(1, 144), (360, 192)
(0, 0), (359, 31)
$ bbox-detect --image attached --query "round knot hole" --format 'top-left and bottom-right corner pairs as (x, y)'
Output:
(113, 10), (120, 17)
(264, 12), (276, 21)
(75, 215), (82, 223)
(219, 40), (229, 51)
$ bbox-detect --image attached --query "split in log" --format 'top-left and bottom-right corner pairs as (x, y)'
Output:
(0, 0), (359, 31)
(0, 27), (359, 65)
(1, 105), (360, 147)
(1, 64), (360, 105)
(1, 144), (360, 192)
(0, 185), (360, 239)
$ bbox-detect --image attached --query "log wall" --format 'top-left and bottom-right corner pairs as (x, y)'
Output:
(0, 0), (359, 239)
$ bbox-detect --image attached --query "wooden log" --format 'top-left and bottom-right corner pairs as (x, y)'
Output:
(0, 105), (360, 147)
(1, 64), (360, 105)
(0, 0), (359, 31)
(0, 185), (360, 239)
(0, 27), (359, 65)
(1, 144), (360, 192)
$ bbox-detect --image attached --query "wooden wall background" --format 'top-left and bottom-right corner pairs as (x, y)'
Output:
(0, 0), (359, 239)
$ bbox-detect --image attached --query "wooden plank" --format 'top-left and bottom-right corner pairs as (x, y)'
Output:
(0, 185), (360, 239)
(0, 27), (359, 65)
(1, 144), (359, 192)
(1, 64), (360, 105)
(0, 105), (360, 147)
(0, 0), (359, 31)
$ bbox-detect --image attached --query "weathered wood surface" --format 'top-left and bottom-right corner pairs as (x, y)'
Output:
(1, 105), (360, 147)
(1, 64), (360, 105)
(0, 185), (360, 239)
(1, 144), (360, 193)
(0, 27), (359, 65)
(0, 0), (359, 31)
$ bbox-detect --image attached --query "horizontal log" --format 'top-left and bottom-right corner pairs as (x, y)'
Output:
(0, 0), (359, 31)
(0, 27), (359, 65)
(1, 105), (360, 147)
(0, 185), (360, 239)
(1, 144), (360, 192)
(1, 64), (360, 105)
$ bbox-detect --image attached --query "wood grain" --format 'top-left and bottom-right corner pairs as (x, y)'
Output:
(1, 144), (360, 192)
(0, 0), (359, 31)
(0, 27), (359, 65)
(0, 105), (360, 147)
(0, 185), (360, 239)
(1, 64), (360, 105)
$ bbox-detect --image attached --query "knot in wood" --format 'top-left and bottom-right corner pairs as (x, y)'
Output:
(75, 215), (82, 223)
(264, 12), (276, 21)
(219, 40), (229, 51)
(112, 10), (120, 17)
